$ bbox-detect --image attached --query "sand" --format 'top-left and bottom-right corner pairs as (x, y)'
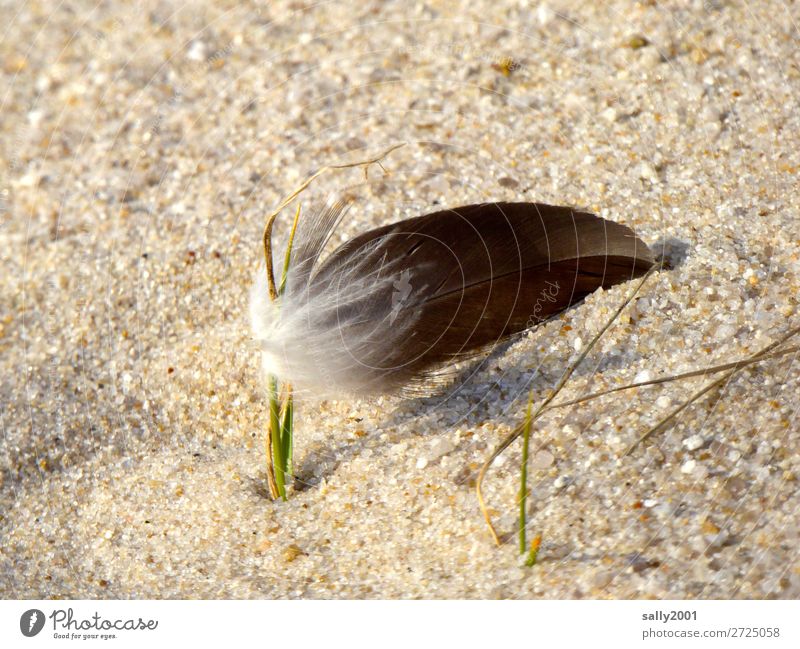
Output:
(2, 0), (799, 598)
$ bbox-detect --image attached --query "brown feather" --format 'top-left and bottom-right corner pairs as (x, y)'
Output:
(299, 201), (653, 394)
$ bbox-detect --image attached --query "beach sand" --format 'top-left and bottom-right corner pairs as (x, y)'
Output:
(2, 0), (799, 598)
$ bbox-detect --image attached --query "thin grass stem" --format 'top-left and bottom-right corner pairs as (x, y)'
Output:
(545, 344), (799, 413)
(281, 389), (294, 477)
(623, 322), (800, 456)
(261, 143), (406, 301)
(476, 266), (657, 545)
(279, 204), (302, 296)
(258, 145), (405, 500)
(519, 395), (533, 554)
(525, 534), (542, 567)
(268, 374), (286, 500)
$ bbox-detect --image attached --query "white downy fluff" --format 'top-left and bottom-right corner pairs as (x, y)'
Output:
(249, 199), (424, 398)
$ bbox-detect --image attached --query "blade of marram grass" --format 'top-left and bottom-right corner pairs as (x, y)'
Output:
(477, 266), (657, 545)
(268, 374), (286, 500)
(525, 534), (542, 567)
(281, 393), (294, 477)
(623, 322), (800, 456)
(519, 395), (533, 554)
(261, 144), (406, 301)
(257, 145), (406, 500)
(546, 344), (799, 412)
(279, 204), (302, 296)
(275, 204), (300, 487)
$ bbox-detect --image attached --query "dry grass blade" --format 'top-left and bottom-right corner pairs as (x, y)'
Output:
(261, 143), (407, 300)
(622, 322), (800, 456)
(547, 345), (799, 412)
(476, 265), (657, 545)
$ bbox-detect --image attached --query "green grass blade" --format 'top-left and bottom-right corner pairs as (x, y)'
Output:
(263, 203), (301, 501)
(281, 394), (294, 477)
(525, 534), (542, 567)
(519, 394), (533, 554)
(268, 374), (286, 500)
(278, 203), (301, 297)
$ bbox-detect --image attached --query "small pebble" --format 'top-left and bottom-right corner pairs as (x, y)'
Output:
(683, 435), (705, 451)
(553, 475), (571, 489)
(186, 40), (207, 61)
(601, 107), (617, 123)
(656, 395), (672, 409)
(637, 162), (659, 183)
(282, 544), (306, 563)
